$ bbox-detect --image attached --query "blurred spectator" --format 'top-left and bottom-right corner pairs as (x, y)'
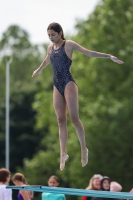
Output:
(82, 174), (103, 200)
(42, 175), (66, 200)
(0, 168), (12, 200)
(91, 176), (117, 200)
(129, 188), (133, 194)
(12, 172), (34, 200)
(110, 181), (122, 192)
(100, 176), (111, 191)
(127, 188), (133, 200)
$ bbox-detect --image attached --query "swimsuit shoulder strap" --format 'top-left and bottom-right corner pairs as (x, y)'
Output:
(62, 40), (66, 47)
(52, 44), (54, 50)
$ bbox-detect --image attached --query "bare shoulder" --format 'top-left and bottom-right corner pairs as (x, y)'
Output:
(47, 44), (53, 54)
(20, 190), (27, 195)
(66, 40), (77, 50)
(66, 40), (76, 44)
(65, 40), (83, 51)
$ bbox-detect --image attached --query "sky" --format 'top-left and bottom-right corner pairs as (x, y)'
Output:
(0, 0), (100, 44)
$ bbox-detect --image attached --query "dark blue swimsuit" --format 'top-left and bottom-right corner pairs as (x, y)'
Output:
(50, 41), (76, 96)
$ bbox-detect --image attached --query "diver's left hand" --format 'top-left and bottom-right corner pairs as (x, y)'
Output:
(109, 55), (124, 64)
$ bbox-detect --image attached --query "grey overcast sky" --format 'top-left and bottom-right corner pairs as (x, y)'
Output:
(0, 0), (100, 44)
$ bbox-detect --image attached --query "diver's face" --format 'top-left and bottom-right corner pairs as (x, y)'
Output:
(47, 29), (61, 43)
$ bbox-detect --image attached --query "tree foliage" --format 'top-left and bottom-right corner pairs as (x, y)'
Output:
(0, 25), (48, 171)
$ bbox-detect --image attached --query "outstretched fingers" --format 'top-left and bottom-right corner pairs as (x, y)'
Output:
(32, 69), (39, 77)
(110, 56), (124, 64)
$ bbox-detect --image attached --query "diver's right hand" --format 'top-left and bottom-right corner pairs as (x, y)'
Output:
(32, 69), (40, 77)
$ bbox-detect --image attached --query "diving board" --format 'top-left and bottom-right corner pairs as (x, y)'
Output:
(6, 185), (133, 199)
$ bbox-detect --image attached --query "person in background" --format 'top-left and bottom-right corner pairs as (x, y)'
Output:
(91, 176), (116, 200)
(82, 174), (103, 200)
(42, 175), (66, 200)
(0, 168), (12, 200)
(12, 172), (34, 200)
(127, 188), (133, 200)
(110, 181), (122, 192)
(100, 176), (111, 191)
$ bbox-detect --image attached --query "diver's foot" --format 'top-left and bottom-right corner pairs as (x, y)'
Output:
(60, 154), (69, 170)
(81, 148), (88, 167)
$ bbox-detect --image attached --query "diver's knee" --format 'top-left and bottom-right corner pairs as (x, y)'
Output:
(57, 117), (66, 127)
(70, 115), (79, 125)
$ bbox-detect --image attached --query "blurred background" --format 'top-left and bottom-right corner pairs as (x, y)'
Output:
(0, 0), (133, 199)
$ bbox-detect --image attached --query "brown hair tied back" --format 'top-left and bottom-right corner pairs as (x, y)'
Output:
(47, 22), (65, 40)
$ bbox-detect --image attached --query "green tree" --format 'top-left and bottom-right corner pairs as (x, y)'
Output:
(72, 0), (133, 191)
(0, 25), (49, 171)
